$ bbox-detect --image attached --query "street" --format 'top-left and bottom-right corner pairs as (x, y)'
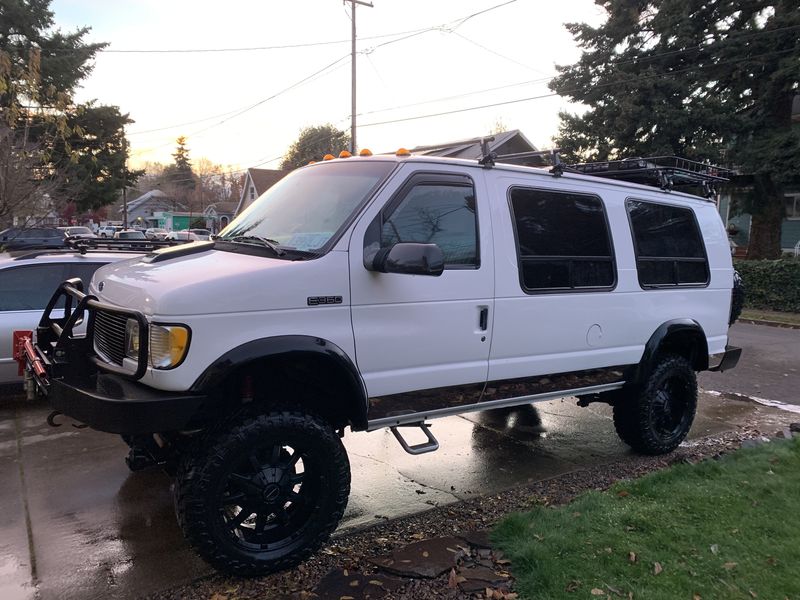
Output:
(0, 322), (798, 600)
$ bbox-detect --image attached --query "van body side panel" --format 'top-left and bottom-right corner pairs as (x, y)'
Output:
(488, 174), (731, 384)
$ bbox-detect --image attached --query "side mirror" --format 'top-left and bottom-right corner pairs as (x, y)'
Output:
(369, 243), (444, 276)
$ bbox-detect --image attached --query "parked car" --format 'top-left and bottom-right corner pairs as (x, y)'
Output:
(188, 228), (212, 240)
(97, 225), (122, 238)
(58, 226), (97, 239)
(114, 229), (147, 240)
(23, 153), (742, 576)
(165, 230), (199, 241)
(145, 227), (168, 240)
(1, 248), (143, 385)
(0, 227), (67, 250)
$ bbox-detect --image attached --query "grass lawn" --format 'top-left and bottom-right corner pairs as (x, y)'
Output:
(741, 309), (800, 326)
(494, 438), (800, 600)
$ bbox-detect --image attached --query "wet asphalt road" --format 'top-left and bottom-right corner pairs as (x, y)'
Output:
(0, 322), (798, 600)
(699, 322), (800, 406)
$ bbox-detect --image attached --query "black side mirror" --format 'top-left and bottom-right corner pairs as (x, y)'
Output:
(370, 243), (444, 276)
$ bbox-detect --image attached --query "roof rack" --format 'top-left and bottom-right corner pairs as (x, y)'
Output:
(566, 156), (732, 198)
(66, 238), (178, 254)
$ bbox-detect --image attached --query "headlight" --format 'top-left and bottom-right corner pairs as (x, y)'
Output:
(125, 319), (140, 359)
(149, 324), (190, 369)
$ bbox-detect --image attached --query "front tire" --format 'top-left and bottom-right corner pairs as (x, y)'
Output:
(174, 409), (350, 576)
(613, 355), (697, 455)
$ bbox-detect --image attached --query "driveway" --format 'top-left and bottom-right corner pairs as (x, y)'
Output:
(1, 385), (794, 600)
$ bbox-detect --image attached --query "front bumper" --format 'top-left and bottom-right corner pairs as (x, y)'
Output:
(47, 373), (207, 434)
(21, 278), (207, 434)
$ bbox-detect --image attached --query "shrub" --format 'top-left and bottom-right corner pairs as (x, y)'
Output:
(735, 259), (800, 313)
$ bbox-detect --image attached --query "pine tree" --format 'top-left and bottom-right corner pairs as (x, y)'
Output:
(550, 0), (800, 259)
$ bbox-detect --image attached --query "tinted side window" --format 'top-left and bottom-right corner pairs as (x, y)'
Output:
(509, 188), (615, 291)
(627, 199), (709, 287)
(0, 265), (67, 311)
(381, 183), (478, 267)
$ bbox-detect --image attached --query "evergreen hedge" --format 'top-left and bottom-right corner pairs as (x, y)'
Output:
(734, 259), (800, 313)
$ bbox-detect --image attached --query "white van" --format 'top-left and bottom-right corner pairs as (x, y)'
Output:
(24, 152), (741, 576)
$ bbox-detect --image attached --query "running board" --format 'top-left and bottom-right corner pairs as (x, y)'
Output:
(390, 423), (439, 455)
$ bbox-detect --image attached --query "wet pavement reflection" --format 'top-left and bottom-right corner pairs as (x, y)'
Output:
(0, 390), (791, 600)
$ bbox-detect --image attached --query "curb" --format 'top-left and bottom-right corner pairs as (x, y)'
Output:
(739, 318), (800, 330)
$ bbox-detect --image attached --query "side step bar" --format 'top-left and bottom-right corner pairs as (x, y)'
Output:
(390, 423), (439, 455)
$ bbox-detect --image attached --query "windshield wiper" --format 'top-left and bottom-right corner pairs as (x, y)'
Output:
(225, 235), (286, 256)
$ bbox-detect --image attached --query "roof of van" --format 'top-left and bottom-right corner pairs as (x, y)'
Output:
(305, 154), (717, 205)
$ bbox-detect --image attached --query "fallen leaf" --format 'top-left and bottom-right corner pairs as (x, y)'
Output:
(349, 580), (359, 587)
(617, 491), (629, 497)
(565, 580), (581, 592)
(410, 532), (425, 540)
(591, 589), (605, 596)
(604, 547), (613, 554)
(422, 551), (429, 558)
(628, 552), (637, 563)
(448, 568), (457, 589)
(209, 594), (227, 600)
(653, 562), (663, 575)
(710, 544), (719, 555)
(369, 580), (384, 586)
(723, 562), (738, 570)
(749, 591), (757, 598)
(496, 558), (511, 565)
(343, 569), (349, 576)
(606, 584), (624, 596)
(573, 511), (582, 518)
(693, 594), (702, 600)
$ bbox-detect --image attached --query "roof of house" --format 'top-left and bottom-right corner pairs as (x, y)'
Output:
(235, 168), (289, 215)
(249, 169), (288, 195)
(408, 129), (542, 165)
(204, 201), (238, 214)
(126, 189), (184, 212)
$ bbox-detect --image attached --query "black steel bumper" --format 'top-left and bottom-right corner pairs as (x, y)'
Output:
(708, 345), (742, 372)
(47, 373), (207, 434)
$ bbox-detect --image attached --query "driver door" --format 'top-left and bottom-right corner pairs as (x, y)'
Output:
(349, 165), (494, 421)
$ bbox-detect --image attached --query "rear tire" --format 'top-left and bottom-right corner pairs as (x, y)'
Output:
(174, 409), (350, 576)
(613, 355), (697, 455)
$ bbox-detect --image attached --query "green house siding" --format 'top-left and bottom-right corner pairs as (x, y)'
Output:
(728, 213), (751, 247)
(172, 215), (191, 230)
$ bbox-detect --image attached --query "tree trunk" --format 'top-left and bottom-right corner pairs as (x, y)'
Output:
(747, 186), (784, 259)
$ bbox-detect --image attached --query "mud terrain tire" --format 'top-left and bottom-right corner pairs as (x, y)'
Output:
(613, 355), (697, 455)
(174, 409), (350, 576)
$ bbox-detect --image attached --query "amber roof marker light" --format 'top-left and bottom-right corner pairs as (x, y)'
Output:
(396, 148), (411, 157)
(359, 149), (373, 156)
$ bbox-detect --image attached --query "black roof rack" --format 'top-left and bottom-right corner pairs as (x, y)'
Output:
(566, 156), (732, 198)
(66, 238), (178, 254)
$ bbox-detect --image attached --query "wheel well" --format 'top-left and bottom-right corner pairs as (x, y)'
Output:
(206, 353), (366, 431)
(655, 330), (709, 372)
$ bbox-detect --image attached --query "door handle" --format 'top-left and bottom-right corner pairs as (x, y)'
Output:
(479, 307), (488, 331)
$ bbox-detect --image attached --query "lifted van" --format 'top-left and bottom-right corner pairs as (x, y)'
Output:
(22, 151), (741, 575)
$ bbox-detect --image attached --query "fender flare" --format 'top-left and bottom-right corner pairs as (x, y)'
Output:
(190, 335), (369, 430)
(626, 319), (709, 387)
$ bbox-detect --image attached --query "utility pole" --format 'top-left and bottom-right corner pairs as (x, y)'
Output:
(122, 136), (129, 229)
(345, 0), (373, 154)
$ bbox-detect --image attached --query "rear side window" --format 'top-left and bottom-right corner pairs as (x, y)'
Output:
(626, 199), (709, 287)
(0, 262), (106, 311)
(509, 188), (615, 292)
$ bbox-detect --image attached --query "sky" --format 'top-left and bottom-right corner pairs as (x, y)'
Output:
(50, 0), (606, 172)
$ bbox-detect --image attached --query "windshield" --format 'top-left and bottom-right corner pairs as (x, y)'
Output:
(219, 161), (395, 252)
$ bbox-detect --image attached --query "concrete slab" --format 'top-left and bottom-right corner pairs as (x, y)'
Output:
(0, 389), (793, 600)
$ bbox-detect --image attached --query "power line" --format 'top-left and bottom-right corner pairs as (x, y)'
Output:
(359, 47), (797, 128)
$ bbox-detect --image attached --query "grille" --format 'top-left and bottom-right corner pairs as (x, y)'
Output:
(93, 310), (129, 366)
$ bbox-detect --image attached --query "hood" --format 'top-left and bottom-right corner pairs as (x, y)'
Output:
(89, 245), (348, 317)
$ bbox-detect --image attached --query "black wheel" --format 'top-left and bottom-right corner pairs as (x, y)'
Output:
(613, 355), (697, 455)
(729, 270), (745, 326)
(174, 409), (350, 576)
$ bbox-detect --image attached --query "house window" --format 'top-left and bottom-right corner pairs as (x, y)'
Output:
(627, 199), (709, 288)
(509, 188), (615, 292)
(786, 194), (800, 220)
(249, 186), (255, 200)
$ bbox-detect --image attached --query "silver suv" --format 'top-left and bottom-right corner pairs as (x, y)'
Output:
(0, 248), (142, 385)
